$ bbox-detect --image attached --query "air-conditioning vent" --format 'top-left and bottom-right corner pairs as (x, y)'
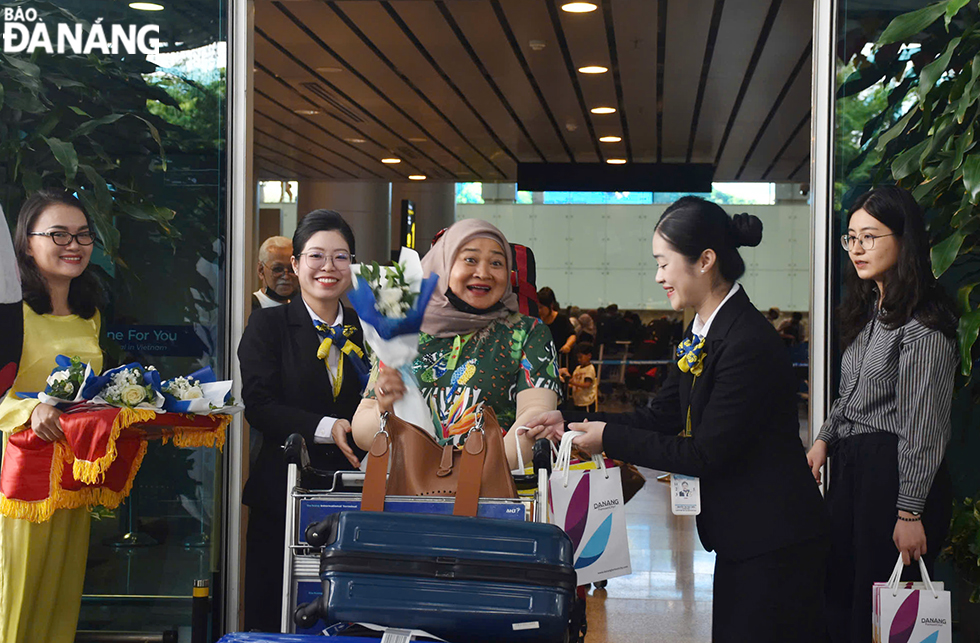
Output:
(300, 82), (364, 123)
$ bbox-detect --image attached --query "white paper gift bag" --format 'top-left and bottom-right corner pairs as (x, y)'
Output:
(873, 555), (950, 643)
(548, 432), (631, 586)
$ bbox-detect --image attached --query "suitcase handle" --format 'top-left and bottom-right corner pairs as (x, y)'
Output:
(293, 598), (322, 630)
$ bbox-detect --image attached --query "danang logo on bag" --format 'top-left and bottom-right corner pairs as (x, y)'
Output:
(593, 499), (620, 510)
(920, 617), (947, 627)
(2, 7), (160, 55)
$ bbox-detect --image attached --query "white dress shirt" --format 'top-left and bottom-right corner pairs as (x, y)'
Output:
(302, 300), (345, 444)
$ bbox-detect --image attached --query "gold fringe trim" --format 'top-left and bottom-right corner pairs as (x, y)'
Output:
(0, 411), (228, 524)
(0, 438), (150, 523)
(161, 414), (229, 451)
(72, 408), (157, 485)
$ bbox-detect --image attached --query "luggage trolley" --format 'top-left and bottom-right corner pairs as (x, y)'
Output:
(280, 434), (551, 637)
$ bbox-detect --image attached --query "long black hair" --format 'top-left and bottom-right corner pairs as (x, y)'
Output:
(838, 186), (958, 348)
(656, 196), (763, 284)
(293, 209), (355, 257)
(14, 189), (104, 318)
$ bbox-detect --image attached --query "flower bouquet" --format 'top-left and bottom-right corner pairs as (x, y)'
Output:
(348, 247), (440, 434)
(89, 362), (165, 410)
(161, 366), (241, 415)
(19, 354), (96, 407)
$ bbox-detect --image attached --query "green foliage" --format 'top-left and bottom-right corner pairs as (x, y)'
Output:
(850, 0), (980, 597)
(0, 2), (178, 258)
(943, 495), (980, 602)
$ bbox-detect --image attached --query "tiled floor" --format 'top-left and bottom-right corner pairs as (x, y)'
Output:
(584, 467), (715, 643)
(583, 406), (813, 642)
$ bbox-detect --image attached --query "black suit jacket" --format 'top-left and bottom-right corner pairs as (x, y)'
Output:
(588, 288), (827, 561)
(239, 297), (366, 514)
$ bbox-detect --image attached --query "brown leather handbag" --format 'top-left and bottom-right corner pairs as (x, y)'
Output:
(361, 405), (518, 517)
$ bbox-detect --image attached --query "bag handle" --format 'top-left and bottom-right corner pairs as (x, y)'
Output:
(887, 553), (940, 599)
(360, 408), (489, 516)
(360, 412), (391, 512)
(554, 431), (606, 487)
(453, 407), (487, 516)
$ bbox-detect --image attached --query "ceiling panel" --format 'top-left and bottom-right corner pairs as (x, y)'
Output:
(253, 0), (814, 184)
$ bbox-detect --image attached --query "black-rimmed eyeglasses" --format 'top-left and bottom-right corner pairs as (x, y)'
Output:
(29, 231), (97, 246)
(840, 233), (893, 251)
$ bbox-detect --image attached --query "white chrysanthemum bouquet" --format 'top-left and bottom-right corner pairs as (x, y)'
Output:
(93, 363), (164, 410)
(348, 247), (440, 433)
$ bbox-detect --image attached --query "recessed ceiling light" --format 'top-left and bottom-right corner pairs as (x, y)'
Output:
(599, 136), (622, 143)
(578, 65), (608, 74)
(344, 138), (366, 144)
(381, 158), (402, 164)
(316, 66), (344, 73)
(130, 2), (165, 10)
(408, 175), (427, 181)
(591, 107), (617, 114)
(294, 109), (319, 115)
(561, 2), (597, 13)
(606, 158), (626, 165)
(407, 137), (428, 143)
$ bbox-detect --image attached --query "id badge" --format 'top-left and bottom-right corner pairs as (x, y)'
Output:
(671, 474), (701, 515)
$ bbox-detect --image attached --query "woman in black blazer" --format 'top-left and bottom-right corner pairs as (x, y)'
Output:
(529, 197), (828, 643)
(238, 210), (369, 632)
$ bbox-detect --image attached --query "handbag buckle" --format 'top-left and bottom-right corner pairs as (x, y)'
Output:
(470, 405), (485, 436)
(377, 411), (390, 437)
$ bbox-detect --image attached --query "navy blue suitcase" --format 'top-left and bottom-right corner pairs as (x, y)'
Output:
(296, 511), (576, 643)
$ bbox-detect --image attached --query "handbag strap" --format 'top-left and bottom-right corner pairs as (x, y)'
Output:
(360, 412), (391, 512)
(453, 408), (487, 517)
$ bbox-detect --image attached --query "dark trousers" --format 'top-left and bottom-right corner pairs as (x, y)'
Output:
(713, 536), (829, 643)
(243, 506), (287, 632)
(825, 433), (951, 643)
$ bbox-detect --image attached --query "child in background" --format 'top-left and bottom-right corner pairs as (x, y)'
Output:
(560, 342), (597, 412)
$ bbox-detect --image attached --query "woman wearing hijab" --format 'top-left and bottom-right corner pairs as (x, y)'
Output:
(334, 219), (561, 468)
(527, 197), (828, 642)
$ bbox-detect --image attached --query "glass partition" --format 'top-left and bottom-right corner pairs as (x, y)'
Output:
(0, 0), (228, 637)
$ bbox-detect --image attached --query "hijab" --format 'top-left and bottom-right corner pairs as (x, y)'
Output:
(420, 219), (519, 338)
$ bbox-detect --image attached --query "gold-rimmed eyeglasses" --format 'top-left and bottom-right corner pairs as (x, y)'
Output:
(840, 233), (894, 251)
(296, 251), (353, 270)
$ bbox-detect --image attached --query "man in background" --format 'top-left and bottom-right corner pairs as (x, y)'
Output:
(251, 236), (297, 311)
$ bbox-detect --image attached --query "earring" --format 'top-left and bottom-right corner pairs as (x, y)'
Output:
(700, 269), (705, 273)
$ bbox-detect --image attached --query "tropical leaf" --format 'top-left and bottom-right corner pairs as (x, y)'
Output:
(932, 231), (966, 277)
(876, 109), (916, 152)
(920, 36), (962, 102)
(964, 154), (980, 202)
(893, 140), (931, 179)
(946, 0), (971, 29)
(958, 283), (977, 312)
(878, 2), (949, 45)
(958, 310), (980, 376)
(42, 137), (78, 182)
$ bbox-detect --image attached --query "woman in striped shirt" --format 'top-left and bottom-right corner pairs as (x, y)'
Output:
(807, 185), (958, 643)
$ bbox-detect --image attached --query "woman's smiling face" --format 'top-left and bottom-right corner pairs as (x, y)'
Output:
(448, 237), (509, 309)
(27, 203), (93, 285)
(653, 230), (701, 312)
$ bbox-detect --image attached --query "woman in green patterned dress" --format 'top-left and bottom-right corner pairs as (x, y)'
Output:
(338, 219), (561, 469)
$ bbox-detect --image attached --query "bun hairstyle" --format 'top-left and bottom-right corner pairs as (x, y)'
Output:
(292, 209), (355, 257)
(656, 196), (763, 284)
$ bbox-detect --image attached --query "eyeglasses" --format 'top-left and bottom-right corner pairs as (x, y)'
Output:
(265, 263), (295, 277)
(840, 233), (894, 251)
(297, 251), (353, 270)
(29, 231), (96, 246)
